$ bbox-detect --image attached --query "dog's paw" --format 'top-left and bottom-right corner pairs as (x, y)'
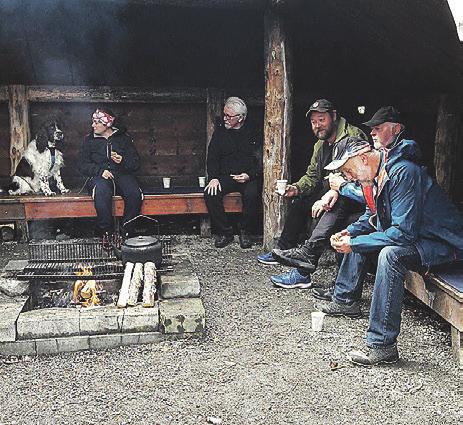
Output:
(44, 191), (57, 196)
(60, 188), (70, 194)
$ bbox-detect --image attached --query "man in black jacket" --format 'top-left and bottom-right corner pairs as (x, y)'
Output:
(79, 108), (142, 237)
(204, 97), (262, 248)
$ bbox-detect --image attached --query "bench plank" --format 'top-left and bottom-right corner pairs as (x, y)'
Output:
(0, 192), (242, 220)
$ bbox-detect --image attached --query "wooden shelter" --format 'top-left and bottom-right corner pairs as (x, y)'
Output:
(0, 0), (462, 247)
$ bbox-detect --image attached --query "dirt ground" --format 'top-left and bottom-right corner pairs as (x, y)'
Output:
(0, 236), (461, 425)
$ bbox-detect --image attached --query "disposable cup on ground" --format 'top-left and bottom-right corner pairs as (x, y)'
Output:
(276, 179), (288, 195)
(311, 311), (325, 332)
(162, 177), (171, 189)
(198, 176), (206, 187)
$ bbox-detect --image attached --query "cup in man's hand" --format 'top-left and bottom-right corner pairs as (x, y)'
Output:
(276, 179), (288, 195)
(198, 176), (206, 188)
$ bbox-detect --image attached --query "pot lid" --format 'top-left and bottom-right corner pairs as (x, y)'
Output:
(123, 235), (160, 248)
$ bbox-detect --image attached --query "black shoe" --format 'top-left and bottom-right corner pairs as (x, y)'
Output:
(312, 285), (334, 301)
(348, 345), (399, 366)
(214, 234), (234, 248)
(239, 231), (252, 249)
(316, 300), (362, 318)
(271, 247), (317, 273)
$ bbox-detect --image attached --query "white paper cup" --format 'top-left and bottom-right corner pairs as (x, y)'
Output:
(311, 311), (325, 332)
(276, 179), (288, 195)
(162, 177), (171, 189)
(198, 176), (206, 187)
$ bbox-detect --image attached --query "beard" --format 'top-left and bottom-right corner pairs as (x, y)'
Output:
(316, 124), (335, 141)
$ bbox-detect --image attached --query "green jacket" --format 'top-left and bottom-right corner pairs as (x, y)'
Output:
(294, 117), (367, 195)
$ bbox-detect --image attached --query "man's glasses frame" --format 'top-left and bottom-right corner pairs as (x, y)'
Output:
(223, 113), (241, 120)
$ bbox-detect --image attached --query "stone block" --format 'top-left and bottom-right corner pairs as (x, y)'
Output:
(17, 308), (80, 340)
(35, 338), (60, 355)
(88, 334), (122, 351)
(122, 304), (159, 333)
(159, 298), (205, 334)
(0, 297), (28, 342)
(160, 254), (200, 299)
(3, 260), (29, 272)
(57, 335), (90, 353)
(79, 305), (124, 335)
(0, 276), (30, 297)
(0, 340), (36, 356)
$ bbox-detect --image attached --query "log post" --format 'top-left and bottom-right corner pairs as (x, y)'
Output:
(201, 88), (225, 237)
(8, 85), (30, 175)
(434, 94), (461, 201)
(263, 7), (293, 249)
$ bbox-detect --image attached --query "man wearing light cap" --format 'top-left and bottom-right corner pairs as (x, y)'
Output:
(79, 107), (142, 237)
(317, 135), (463, 366)
(258, 99), (366, 288)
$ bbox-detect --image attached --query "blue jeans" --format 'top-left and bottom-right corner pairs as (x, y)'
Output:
(333, 245), (422, 348)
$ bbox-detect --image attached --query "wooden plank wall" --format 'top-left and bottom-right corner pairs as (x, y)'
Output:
(1, 97), (263, 191)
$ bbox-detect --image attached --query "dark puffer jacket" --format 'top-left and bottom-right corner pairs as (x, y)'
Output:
(79, 127), (140, 178)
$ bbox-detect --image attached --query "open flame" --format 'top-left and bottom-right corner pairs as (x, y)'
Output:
(74, 266), (100, 307)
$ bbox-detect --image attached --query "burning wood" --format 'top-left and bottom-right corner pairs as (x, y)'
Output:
(74, 265), (100, 307)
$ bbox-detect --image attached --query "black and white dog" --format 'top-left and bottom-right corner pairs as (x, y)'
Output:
(8, 119), (69, 196)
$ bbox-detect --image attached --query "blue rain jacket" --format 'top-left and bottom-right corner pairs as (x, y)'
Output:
(347, 138), (463, 267)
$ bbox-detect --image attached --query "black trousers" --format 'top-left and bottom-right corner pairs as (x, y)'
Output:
(278, 193), (363, 250)
(204, 176), (259, 235)
(87, 175), (143, 232)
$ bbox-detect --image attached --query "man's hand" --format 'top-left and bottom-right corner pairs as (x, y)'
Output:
(312, 200), (326, 218)
(328, 172), (346, 192)
(283, 184), (299, 198)
(231, 173), (250, 184)
(111, 151), (123, 164)
(320, 189), (339, 210)
(330, 229), (352, 253)
(205, 178), (222, 195)
(102, 170), (114, 179)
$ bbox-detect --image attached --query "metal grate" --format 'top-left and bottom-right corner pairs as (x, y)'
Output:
(18, 236), (173, 280)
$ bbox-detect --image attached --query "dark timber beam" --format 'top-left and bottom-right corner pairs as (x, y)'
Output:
(8, 85), (30, 176)
(263, 7), (293, 249)
(434, 94), (462, 200)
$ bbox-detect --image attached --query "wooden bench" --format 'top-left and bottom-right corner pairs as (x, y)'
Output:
(405, 266), (463, 367)
(0, 192), (243, 240)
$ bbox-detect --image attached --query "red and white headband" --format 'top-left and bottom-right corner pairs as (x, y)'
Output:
(92, 109), (115, 128)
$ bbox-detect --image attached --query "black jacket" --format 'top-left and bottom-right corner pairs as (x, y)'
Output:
(79, 127), (140, 178)
(206, 121), (262, 182)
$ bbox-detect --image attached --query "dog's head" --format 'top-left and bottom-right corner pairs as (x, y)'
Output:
(36, 119), (64, 153)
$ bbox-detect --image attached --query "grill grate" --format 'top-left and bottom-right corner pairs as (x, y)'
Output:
(18, 237), (173, 280)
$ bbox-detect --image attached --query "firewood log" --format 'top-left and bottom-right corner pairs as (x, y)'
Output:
(127, 262), (143, 306)
(142, 261), (157, 308)
(117, 262), (134, 308)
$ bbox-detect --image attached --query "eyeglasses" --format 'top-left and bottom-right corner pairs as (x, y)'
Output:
(223, 113), (240, 120)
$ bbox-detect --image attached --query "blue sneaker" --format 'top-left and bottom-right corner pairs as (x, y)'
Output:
(257, 252), (278, 265)
(271, 268), (312, 289)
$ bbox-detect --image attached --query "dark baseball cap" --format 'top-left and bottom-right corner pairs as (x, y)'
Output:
(305, 99), (335, 117)
(324, 137), (372, 171)
(363, 106), (401, 127)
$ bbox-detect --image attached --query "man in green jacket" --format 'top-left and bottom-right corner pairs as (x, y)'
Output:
(258, 99), (366, 287)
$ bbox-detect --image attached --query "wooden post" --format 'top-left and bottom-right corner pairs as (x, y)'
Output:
(263, 7), (293, 250)
(434, 94), (461, 200)
(8, 85), (30, 175)
(201, 88), (225, 238)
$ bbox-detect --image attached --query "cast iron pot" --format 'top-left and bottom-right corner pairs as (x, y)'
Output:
(120, 235), (163, 267)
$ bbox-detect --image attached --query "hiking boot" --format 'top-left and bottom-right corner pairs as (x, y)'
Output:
(257, 252), (279, 265)
(348, 344), (399, 366)
(214, 234), (234, 248)
(316, 299), (362, 318)
(239, 231), (252, 249)
(312, 285), (334, 301)
(271, 268), (312, 289)
(271, 245), (319, 273)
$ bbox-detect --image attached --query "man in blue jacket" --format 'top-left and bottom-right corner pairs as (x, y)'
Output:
(317, 132), (463, 366)
(79, 108), (142, 238)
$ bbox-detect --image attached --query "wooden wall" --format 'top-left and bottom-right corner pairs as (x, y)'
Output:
(1, 98), (264, 192)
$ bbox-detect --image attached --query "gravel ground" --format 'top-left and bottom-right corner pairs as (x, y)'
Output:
(0, 237), (461, 425)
